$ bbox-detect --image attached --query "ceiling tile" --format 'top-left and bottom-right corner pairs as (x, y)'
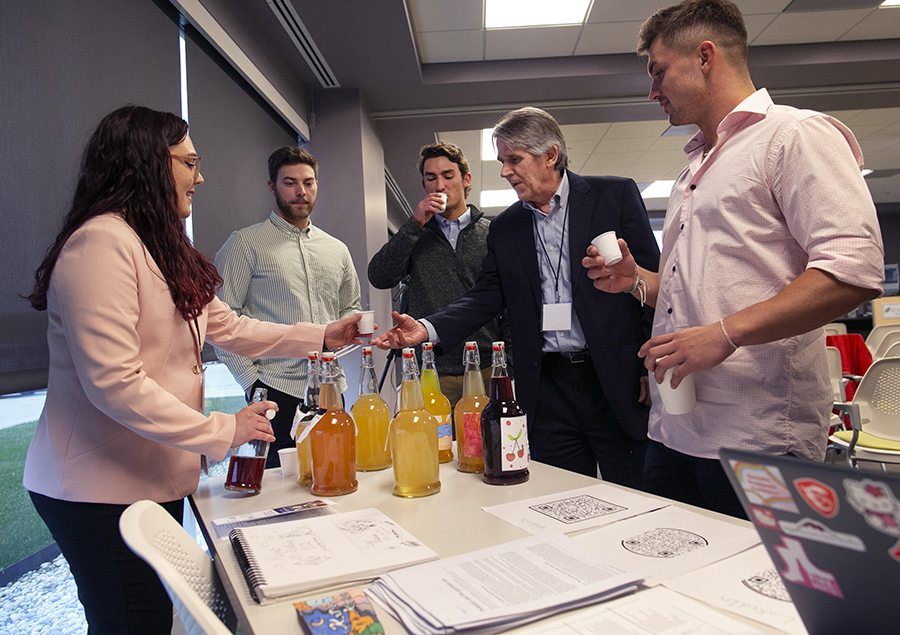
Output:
(596, 136), (656, 153)
(824, 109), (864, 121)
(848, 107), (900, 126)
(782, 0), (882, 11)
(846, 124), (893, 139)
(408, 0), (483, 32)
(840, 7), (900, 40)
(751, 9), (875, 45)
(560, 123), (612, 140)
(605, 120), (670, 138)
(575, 22), (646, 55)
(735, 0), (794, 14)
(417, 30), (484, 64)
(650, 136), (693, 151)
(567, 138), (601, 155)
(586, 0), (672, 23)
(485, 25), (582, 60)
(439, 130), (483, 147)
(743, 13), (779, 42)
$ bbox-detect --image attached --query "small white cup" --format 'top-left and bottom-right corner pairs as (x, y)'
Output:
(437, 193), (447, 211)
(358, 310), (375, 335)
(278, 447), (299, 476)
(591, 231), (623, 266)
(656, 366), (697, 415)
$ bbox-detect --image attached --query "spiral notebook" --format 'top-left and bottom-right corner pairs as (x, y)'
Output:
(229, 507), (438, 605)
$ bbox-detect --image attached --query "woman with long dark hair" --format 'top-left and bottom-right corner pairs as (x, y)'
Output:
(23, 105), (364, 634)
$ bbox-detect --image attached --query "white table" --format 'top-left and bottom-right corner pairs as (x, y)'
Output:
(190, 457), (783, 634)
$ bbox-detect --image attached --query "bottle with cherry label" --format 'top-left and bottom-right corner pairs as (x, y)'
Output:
(481, 341), (529, 485)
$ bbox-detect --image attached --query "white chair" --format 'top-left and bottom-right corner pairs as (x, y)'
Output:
(120, 500), (236, 635)
(829, 357), (900, 470)
(882, 341), (900, 359)
(872, 330), (900, 360)
(865, 325), (900, 355)
(824, 322), (847, 337)
(826, 346), (846, 402)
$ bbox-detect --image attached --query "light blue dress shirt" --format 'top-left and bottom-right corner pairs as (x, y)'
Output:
(434, 207), (472, 252)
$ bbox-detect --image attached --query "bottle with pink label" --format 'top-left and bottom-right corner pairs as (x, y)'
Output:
(481, 341), (529, 485)
(453, 341), (487, 473)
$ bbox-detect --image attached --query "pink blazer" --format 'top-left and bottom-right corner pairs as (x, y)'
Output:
(23, 214), (325, 504)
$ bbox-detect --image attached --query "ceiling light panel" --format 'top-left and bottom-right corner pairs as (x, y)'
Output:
(485, 0), (591, 28)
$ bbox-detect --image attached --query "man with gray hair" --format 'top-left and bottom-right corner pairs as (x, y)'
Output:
(374, 107), (660, 489)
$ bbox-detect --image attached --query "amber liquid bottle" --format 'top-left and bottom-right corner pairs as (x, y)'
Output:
(390, 348), (441, 498)
(481, 341), (529, 485)
(352, 347), (392, 471)
(421, 342), (453, 464)
(310, 352), (358, 496)
(294, 352), (319, 486)
(453, 341), (487, 473)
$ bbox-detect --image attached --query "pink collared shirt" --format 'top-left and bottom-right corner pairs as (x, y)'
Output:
(650, 88), (883, 461)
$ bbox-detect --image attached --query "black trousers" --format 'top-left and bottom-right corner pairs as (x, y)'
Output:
(530, 353), (648, 490)
(643, 440), (748, 519)
(30, 492), (183, 635)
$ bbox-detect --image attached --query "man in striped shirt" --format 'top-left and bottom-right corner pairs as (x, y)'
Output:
(214, 147), (361, 467)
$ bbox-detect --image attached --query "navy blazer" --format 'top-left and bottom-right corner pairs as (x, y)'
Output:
(429, 171), (660, 441)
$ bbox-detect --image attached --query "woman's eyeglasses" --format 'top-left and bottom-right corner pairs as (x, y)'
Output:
(171, 154), (201, 174)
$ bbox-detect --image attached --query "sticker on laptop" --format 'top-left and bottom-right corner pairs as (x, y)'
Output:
(794, 477), (839, 519)
(843, 478), (900, 537)
(774, 536), (844, 599)
(779, 517), (866, 552)
(749, 505), (779, 530)
(729, 460), (800, 513)
(622, 528), (708, 558)
(742, 568), (792, 602)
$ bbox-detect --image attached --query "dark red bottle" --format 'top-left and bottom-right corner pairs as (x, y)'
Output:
(481, 341), (529, 485)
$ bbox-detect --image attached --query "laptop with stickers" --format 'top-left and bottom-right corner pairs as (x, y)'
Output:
(719, 448), (900, 635)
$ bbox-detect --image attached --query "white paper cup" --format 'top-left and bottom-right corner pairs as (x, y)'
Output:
(278, 447), (299, 476)
(591, 231), (622, 265)
(656, 366), (697, 415)
(437, 193), (447, 211)
(358, 310), (375, 335)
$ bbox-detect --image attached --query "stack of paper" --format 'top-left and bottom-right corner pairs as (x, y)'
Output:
(367, 533), (643, 635)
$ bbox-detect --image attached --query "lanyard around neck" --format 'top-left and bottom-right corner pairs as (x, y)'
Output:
(532, 202), (568, 302)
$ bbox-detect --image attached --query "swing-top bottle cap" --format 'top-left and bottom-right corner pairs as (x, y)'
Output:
(321, 351), (336, 362)
(492, 341), (505, 350)
(307, 351), (319, 360)
(362, 346), (372, 355)
(402, 347), (415, 357)
(422, 341), (433, 350)
(465, 341), (477, 350)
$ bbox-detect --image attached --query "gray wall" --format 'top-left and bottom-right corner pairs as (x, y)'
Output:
(0, 0), (181, 390)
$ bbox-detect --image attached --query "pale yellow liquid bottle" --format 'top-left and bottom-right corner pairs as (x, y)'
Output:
(421, 342), (453, 464)
(295, 351), (318, 486)
(310, 352), (358, 496)
(391, 348), (441, 498)
(352, 346), (392, 471)
(454, 341), (487, 473)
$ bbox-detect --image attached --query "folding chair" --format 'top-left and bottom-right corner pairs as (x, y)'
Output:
(120, 500), (237, 635)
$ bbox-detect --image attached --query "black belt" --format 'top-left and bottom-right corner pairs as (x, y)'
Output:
(545, 349), (590, 363)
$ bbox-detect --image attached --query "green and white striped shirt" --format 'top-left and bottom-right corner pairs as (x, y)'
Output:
(214, 211), (361, 397)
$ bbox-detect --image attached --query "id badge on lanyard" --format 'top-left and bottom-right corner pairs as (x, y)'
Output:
(542, 302), (572, 332)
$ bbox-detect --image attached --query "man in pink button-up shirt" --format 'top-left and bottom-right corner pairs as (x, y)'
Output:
(584, 0), (884, 517)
